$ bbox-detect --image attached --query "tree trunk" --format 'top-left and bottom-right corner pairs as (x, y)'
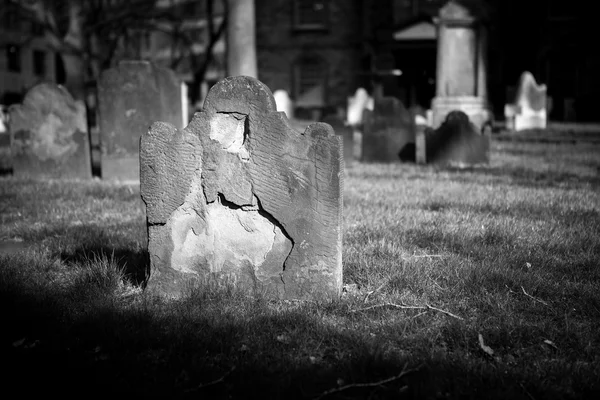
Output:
(62, 0), (86, 100)
(226, 0), (257, 77)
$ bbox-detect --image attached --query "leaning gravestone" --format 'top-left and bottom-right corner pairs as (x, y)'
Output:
(98, 60), (182, 181)
(8, 83), (90, 179)
(423, 110), (489, 166)
(321, 114), (353, 166)
(140, 76), (343, 300)
(362, 96), (415, 162)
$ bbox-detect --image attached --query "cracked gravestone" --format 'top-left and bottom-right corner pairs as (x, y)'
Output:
(140, 76), (343, 300)
(8, 83), (91, 179)
(424, 110), (490, 166)
(98, 60), (182, 181)
(362, 96), (415, 162)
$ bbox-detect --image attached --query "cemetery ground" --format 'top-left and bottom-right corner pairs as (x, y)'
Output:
(1, 130), (599, 399)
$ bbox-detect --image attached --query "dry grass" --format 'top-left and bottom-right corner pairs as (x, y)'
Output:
(1, 134), (599, 399)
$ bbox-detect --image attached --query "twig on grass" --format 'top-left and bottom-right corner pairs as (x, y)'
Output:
(350, 302), (464, 320)
(521, 286), (549, 306)
(402, 254), (445, 260)
(362, 282), (387, 303)
(313, 364), (421, 399)
(184, 366), (236, 392)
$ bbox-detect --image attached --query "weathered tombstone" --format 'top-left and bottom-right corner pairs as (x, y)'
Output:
(415, 125), (427, 164)
(512, 71), (547, 131)
(8, 83), (91, 179)
(431, 1), (491, 130)
(362, 97), (415, 162)
(273, 89), (294, 119)
(140, 76), (343, 300)
(424, 110), (489, 166)
(98, 60), (183, 181)
(321, 114), (353, 166)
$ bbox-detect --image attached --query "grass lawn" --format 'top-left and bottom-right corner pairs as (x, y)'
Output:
(1, 131), (599, 399)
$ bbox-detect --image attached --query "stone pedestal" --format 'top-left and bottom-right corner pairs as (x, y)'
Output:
(431, 1), (490, 131)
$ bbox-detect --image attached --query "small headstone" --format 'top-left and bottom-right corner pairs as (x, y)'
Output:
(98, 60), (183, 181)
(347, 88), (373, 126)
(321, 114), (353, 166)
(140, 76), (343, 300)
(362, 96), (415, 162)
(8, 83), (91, 179)
(511, 71), (547, 131)
(424, 110), (489, 166)
(273, 90), (294, 119)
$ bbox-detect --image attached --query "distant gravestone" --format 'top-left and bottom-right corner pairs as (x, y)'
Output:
(424, 110), (489, 166)
(8, 83), (91, 179)
(273, 89), (294, 119)
(0, 106), (10, 172)
(362, 97), (415, 162)
(347, 88), (373, 127)
(140, 76), (343, 300)
(321, 115), (353, 166)
(512, 71), (547, 131)
(98, 60), (183, 181)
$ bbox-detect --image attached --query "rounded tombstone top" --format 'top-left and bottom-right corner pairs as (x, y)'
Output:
(438, 0), (488, 26)
(444, 110), (470, 124)
(203, 76), (277, 116)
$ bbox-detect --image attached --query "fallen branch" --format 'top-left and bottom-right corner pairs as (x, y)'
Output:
(184, 366), (236, 392)
(521, 286), (549, 306)
(313, 364), (420, 399)
(350, 302), (464, 320)
(362, 282), (387, 303)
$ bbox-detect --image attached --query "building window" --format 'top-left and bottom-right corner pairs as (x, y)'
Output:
(6, 44), (21, 72)
(294, 54), (327, 108)
(33, 50), (46, 76)
(293, 0), (329, 30)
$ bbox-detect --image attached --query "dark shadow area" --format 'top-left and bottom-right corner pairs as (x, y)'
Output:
(398, 143), (416, 162)
(2, 255), (583, 399)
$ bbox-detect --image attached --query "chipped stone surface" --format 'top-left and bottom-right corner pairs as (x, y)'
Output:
(98, 61), (182, 181)
(140, 76), (343, 300)
(8, 83), (91, 179)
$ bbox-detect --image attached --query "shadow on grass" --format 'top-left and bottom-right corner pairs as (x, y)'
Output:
(1, 253), (579, 399)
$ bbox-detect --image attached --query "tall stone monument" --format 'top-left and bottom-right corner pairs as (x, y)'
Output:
(9, 83), (91, 179)
(140, 76), (343, 300)
(431, 1), (491, 131)
(98, 61), (183, 181)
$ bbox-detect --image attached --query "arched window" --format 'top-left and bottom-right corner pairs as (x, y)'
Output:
(293, 54), (327, 108)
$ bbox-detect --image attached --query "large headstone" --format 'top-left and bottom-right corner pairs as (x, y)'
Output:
(512, 71), (547, 131)
(321, 115), (353, 166)
(98, 60), (183, 181)
(431, 1), (491, 130)
(362, 97), (415, 162)
(140, 76), (343, 300)
(8, 83), (91, 179)
(422, 110), (489, 166)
